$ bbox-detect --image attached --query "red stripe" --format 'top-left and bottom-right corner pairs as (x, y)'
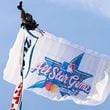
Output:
(10, 82), (23, 110)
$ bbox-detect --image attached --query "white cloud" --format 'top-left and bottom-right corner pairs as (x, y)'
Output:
(46, 0), (110, 18)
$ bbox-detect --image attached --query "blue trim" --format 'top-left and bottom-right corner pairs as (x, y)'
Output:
(25, 28), (39, 40)
(22, 28), (40, 78)
(18, 101), (22, 110)
(24, 40), (37, 78)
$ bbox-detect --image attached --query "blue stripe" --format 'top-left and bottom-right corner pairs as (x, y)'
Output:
(23, 28), (40, 78)
(17, 101), (22, 110)
(25, 28), (39, 40)
(25, 40), (37, 78)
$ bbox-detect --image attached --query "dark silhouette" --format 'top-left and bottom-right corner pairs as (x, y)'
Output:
(17, 1), (39, 30)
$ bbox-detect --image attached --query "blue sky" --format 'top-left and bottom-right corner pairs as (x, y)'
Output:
(0, 0), (110, 110)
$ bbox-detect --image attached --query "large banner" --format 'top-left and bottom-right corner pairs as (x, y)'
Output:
(4, 28), (110, 105)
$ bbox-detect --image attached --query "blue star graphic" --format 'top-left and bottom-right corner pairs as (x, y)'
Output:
(28, 53), (93, 96)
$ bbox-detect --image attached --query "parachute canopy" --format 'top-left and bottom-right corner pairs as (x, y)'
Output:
(4, 28), (110, 105)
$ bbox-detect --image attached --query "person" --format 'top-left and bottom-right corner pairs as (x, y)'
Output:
(17, 1), (39, 30)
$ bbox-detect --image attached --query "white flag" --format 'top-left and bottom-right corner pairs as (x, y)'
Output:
(4, 28), (110, 105)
